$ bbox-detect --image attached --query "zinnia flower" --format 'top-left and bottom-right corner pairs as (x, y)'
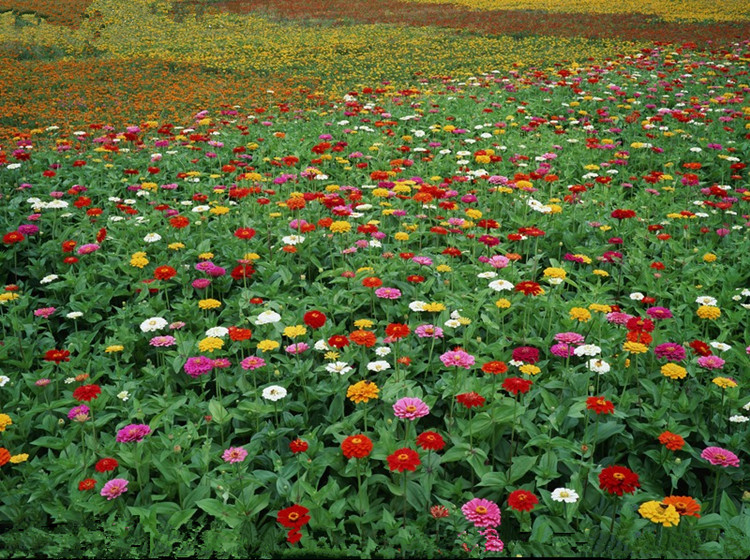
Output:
(638, 500), (680, 527)
(701, 447), (739, 467)
(440, 349), (475, 369)
(416, 431), (446, 451)
(599, 465), (640, 496)
(507, 489), (539, 512)
(100, 478), (129, 500)
(222, 447), (248, 463)
(658, 431), (685, 451)
(277, 504), (310, 529)
(461, 498), (501, 528)
(116, 424), (151, 443)
(586, 396), (614, 415)
(662, 496), (701, 518)
(347, 380), (379, 403)
(393, 397), (430, 420)
(341, 434), (373, 459)
(386, 448), (421, 472)
(550, 488), (579, 503)
(95, 458), (119, 473)
(456, 392), (486, 409)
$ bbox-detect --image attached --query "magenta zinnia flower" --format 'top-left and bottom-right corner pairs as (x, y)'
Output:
(654, 343), (686, 361)
(550, 343), (575, 358)
(646, 306), (673, 320)
(285, 342), (309, 354)
(701, 446), (740, 467)
(77, 243), (100, 255)
(68, 404), (90, 422)
(100, 478), (129, 500)
(393, 397), (430, 421)
(512, 346), (540, 364)
(184, 356), (214, 377)
(116, 424), (151, 443)
(415, 324), (444, 338)
(222, 446), (248, 463)
(440, 349), (475, 369)
(461, 498), (501, 528)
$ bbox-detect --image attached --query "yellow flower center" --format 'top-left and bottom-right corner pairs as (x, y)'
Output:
(475, 506), (487, 514)
(613, 473), (626, 480)
(406, 405), (417, 413)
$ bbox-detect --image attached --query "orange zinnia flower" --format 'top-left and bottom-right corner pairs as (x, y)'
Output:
(662, 496), (701, 518)
(658, 431), (685, 451)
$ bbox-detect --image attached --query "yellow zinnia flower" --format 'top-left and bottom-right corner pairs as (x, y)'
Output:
(712, 377), (737, 389)
(696, 306), (720, 320)
(105, 345), (124, 353)
(198, 337), (224, 353)
(10, 453), (29, 464)
(257, 339), (280, 352)
(638, 501), (680, 527)
(495, 298), (511, 309)
(623, 341), (648, 354)
(519, 364), (541, 376)
(569, 307), (591, 322)
(0, 413), (12, 432)
(661, 363), (687, 380)
(198, 299), (221, 310)
(543, 267), (566, 279)
(283, 325), (307, 338)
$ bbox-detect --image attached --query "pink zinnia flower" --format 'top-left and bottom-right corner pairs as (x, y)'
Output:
(412, 256), (433, 266)
(487, 255), (509, 269)
(241, 356), (266, 370)
(440, 350), (475, 369)
(67, 404), (90, 422)
(192, 278), (211, 289)
(375, 287), (402, 299)
(415, 324), (444, 338)
(76, 243), (100, 255)
(393, 397), (430, 421)
(554, 332), (585, 345)
(212, 358), (231, 369)
(100, 478), (129, 500)
(34, 307), (56, 318)
(150, 335), (176, 347)
(461, 498), (501, 528)
(222, 447), (248, 463)
(606, 312), (634, 325)
(701, 446), (740, 467)
(480, 528), (504, 552)
(35, 378), (51, 387)
(184, 356), (214, 377)
(697, 355), (725, 370)
(285, 342), (309, 354)
(116, 424), (151, 443)
(550, 343), (575, 358)
(646, 306), (673, 320)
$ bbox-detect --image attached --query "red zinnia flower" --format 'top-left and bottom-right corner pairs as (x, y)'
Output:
(44, 349), (70, 364)
(456, 392), (486, 409)
(658, 431), (685, 451)
(78, 478), (97, 491)
(327, 335), (349, 349)
(689, 340), (712, 357)
(599, 465), (640, 496)
(303, 310), (327, 329)
(514, 281), (543, 296)
(502, 377), (532, 395)
(385, 323), (410, 340)
(3, 231), (24, 244)
(406, 275), (425, 283)
(277, 504), (310, 529)
(611, 209), (636, 220)
(416, 431), (446, 452)
(507, 489), (539, 512)
(387, 448), (421, 472)
(228, 326), (252, 341)
(154, 265), (177, 280)
(73, 384), (101, 402)
(362, 276), (382, 288)
(231, 264), (255, 281)
(0, 448), (10, 467)
(626, 317), (654, 333)
(289, 438), (309, 454)
(169, 216), (190, 229)
(481, 361), (508, 375)
(586, 396), (615, 415)
(95, 457), (119, 473)
(286, 529), (302, 544)
(62, 240), (77, 253)
(234, 227), (256, 240)
(341, 435), (373, 459)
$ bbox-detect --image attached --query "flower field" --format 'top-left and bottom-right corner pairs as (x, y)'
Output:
(1, 1), (749, 558)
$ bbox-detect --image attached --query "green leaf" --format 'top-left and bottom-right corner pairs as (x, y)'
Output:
(509, 455), (537, 483)
(696, 513), (724, 531)
(719, 491), (738, 519)
(167, 508), (197, 530)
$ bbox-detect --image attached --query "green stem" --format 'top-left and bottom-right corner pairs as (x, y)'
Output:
(711, 469), (721, 514)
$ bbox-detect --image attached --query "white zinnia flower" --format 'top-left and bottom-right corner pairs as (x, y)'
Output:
(40, 274), (59, 284)
(574, 344), (601, 357)
(144, 232), (162, 243)
(587, 359), (610, 374)
(409, 301), (427, 312)
(262, 385), (287, 401)
(444, 319), (461, 328)
(314, 339), (330, 352)
(729, 414), (748, 423)
(709, 341), (731, 352)
(66, 311), (84, 319)
(629, 292), (645, 301)
(281, 235), (305, 245)
(488, 279), (513, 292)
(374, 347), (391, 357)
(696, 296), (717, 306)
(140, 317), (168, 332)
(117, 390), (130, 401)
(325, 362), (353, 375)
(366, 360), (391, 372)
(477, 271), (497, 279)
(550, 488), (579, 503)
(0, 375), (9, 387)
(205, 327), (229, 338)
(255, 310), (281, 325)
